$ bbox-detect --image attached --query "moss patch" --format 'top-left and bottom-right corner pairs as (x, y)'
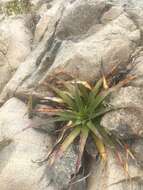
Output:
(0, 0), (33, 16)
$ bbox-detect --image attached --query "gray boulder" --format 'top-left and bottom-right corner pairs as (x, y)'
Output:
(48, 145), (78, 190)
(0, 0), (141, 105)
(131, 138), (143, 168)
(0, 0), (66, 104)
(101, 87), (143, 138)
(0, 16), (32, 92)
(0, 97), (54, 190)
(42, 10), (140, 82)
(88, 152), (143, 190)
(55, 0), (107, 40)
(129, 50), (143, 87)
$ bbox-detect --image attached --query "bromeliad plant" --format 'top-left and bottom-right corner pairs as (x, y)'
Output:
(33, 69), (135, 173)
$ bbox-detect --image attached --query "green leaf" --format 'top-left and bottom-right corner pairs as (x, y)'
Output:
(89, 107), (112, 119)
(74, 83), (84, 111)
(49, 117), (71, 122)
(87, 121), (102, 139)
(60, 127), (81, 153)
(78, 83), (89, 101)
(47, 84), (75, 108)
(27, 95), (38, 118)
(73, 120), (82, 126)
(92, 133), (107, 161)
(55, 111), (77, 121)
(76, 127), (89, 172)
(96, 125), (115, 149)
(92, 79), (103, 96)
(88, 79), (103, 107)
(91, 118), (115, 148)
(89, 90), (111, 115)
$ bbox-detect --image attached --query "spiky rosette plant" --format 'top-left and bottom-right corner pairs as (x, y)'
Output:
(33, 70), (135, 173)
(47, 79), (111, 168)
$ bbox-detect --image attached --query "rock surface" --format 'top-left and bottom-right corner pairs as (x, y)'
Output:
(0, 16), (32, 92)
(88, 152), (143, 190)
(0, 98), (54, 190)
(48, 145), (78, 190)
(131, 138), (143, 168)
(101, 87), (143, 138)
(0, 0), (143, 190)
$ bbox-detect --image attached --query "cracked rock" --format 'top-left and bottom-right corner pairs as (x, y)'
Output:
(101, 87), (143, 138)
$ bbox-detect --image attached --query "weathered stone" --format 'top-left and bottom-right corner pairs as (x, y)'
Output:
(88, 152), (143, 190)
(30, 0), (43, 6)
(0, 0), (66, 104)
(0, 0), (141, 104)
(55, 0), (107, 40)
(34, 0), (64, 43)
(0, 1), (143, 189)
(0, 17), (32, 68)
(0, 98), (54, 190)
(85, 137), (98, 158)
(101, 108), (143, 139)
(129, 50), (143, 87)
(109, 86), (143, 110)
(107, 0), (143, 7)
(101, 87), (143, 138)
(109, 0), (143, 35)
(48, 145), (78, 189)
(70, 173), (87, 190)
(131, 138), (143, 168)
(101, 6), (123, 24)
(0, 16), (32, 92)
(42, 13), (140, 82)
(34, 12), (49, 43)
(29, 116), (56, 134)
